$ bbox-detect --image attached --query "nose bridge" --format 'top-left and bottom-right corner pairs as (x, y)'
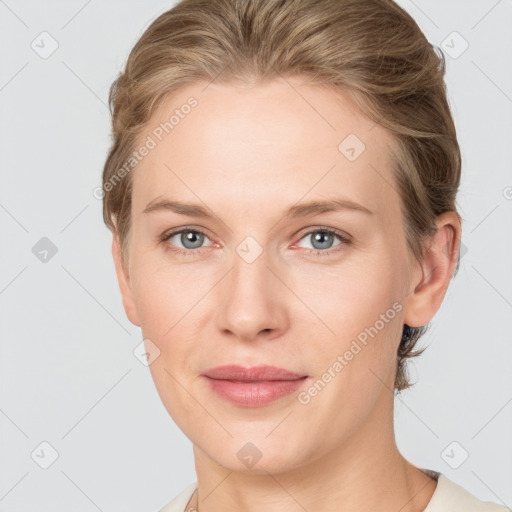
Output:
(215, 235), (286, 339)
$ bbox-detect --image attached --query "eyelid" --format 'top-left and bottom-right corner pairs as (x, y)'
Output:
(294, 225), (352, 244)
(161, 225), (213, 240)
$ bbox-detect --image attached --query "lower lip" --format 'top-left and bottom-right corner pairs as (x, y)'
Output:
(203, 376), (308, 407)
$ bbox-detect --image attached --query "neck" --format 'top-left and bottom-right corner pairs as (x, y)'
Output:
(190, 386), (437, 512)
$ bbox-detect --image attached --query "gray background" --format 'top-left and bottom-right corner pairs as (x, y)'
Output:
(0, 0), (511, 511)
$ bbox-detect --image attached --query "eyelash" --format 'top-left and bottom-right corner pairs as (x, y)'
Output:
(159, 226), (351, 258)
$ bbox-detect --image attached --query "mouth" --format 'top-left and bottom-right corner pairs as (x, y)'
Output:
(201, 365), (309, 407)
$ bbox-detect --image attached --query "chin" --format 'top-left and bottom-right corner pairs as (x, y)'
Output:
(197, 434), (310, 476)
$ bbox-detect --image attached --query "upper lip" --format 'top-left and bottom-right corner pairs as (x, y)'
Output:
(202, 365), (307, 381)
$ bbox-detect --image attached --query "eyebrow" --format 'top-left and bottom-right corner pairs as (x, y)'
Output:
(143, 197), (373, 219)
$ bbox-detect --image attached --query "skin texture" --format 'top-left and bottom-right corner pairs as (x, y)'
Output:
(112, 77), (461, 511)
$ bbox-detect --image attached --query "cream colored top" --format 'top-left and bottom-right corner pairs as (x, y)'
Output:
(156, 470), (510, 512)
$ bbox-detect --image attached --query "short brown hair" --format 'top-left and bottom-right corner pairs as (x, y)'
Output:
(102, 0), (463, 392)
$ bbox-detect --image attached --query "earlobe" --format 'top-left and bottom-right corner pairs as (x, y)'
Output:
(403, 212), (461, 328)
(111, 233), (141, 327)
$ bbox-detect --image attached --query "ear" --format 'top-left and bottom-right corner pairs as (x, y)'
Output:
(112, 232), (141, 327)
(403, 211), (461, 327)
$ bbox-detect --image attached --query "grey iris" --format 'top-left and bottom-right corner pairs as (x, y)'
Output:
(182, 230), (204, 249)
(311, 231), (334, 250)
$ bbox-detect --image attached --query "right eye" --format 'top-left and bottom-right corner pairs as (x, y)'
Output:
(161, 228), (214, 255)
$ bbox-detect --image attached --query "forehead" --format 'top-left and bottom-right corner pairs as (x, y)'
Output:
(132, 78), (400, 221)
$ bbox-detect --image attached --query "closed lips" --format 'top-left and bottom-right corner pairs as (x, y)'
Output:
(202, 365), (307, 381)
(202, 365), (310, 407)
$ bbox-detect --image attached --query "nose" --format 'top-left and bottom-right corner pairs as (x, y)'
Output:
(215, 246), (289, 342)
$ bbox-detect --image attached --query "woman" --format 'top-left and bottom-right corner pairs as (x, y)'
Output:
(101, 0), (508, 510)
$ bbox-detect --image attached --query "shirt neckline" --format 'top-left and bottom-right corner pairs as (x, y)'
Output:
(169, 469), (462, 512)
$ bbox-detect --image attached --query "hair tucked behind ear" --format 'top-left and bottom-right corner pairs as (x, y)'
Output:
(101, 0), (463, 392)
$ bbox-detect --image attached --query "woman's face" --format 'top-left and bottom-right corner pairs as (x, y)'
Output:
(114, 77), (425, 474)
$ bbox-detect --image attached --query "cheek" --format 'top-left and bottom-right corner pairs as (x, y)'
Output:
(291, 254), (400, 332)
(129, 255), (201, 335)
(131, 261), (205, 427)
(292, 256), (404, 384)
(128, 255), (216, 379)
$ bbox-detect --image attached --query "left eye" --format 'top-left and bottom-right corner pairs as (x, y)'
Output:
(296, 229), (345, 251)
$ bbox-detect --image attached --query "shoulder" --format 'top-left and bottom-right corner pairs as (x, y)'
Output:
(155, 482), (197, 512)
(424, 473), (510, 512)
